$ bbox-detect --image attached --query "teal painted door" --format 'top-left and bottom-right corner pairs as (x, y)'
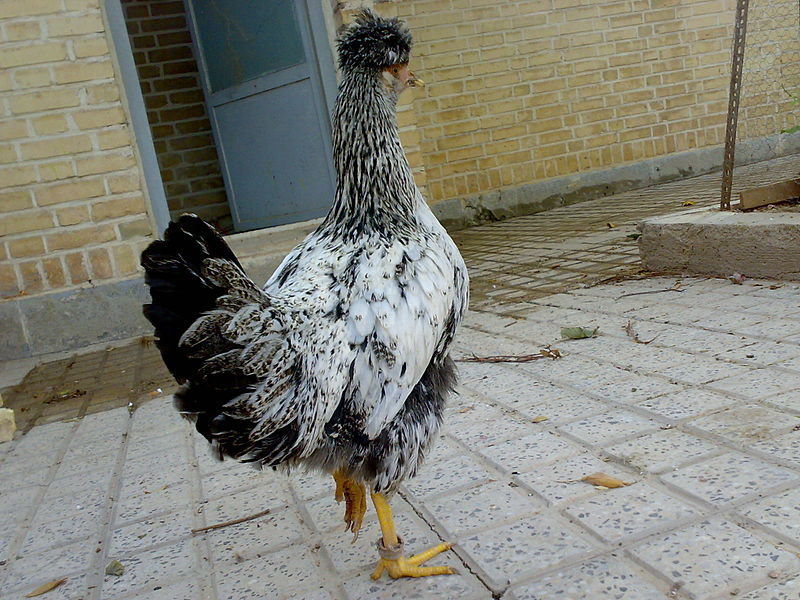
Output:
(186, 0), (336, 231)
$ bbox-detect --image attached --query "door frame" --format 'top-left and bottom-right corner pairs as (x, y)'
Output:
(183, 0), (339, 232)
(103, 0), (171, 236)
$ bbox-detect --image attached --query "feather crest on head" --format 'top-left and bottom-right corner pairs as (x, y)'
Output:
(337, 9), (412, 71)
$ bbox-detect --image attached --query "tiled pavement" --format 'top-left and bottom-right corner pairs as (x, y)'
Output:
(1, 154), (800, 599)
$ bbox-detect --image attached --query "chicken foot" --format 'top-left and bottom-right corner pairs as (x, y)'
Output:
(370, 492), (455, 579)
(333, 469), (367, 539)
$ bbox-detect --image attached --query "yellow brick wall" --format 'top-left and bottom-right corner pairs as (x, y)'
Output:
(386, 0), (747, 204)
(0, 0), (153, 300)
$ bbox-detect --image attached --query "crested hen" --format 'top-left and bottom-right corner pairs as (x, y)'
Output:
(140, 10), (468, 579)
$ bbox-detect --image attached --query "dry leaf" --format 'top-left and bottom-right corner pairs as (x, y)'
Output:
(25, 579), (67, 597)
(531, 416), (549, 423)
(105, 559), (124, 577)
(580, 472), (631, 488)
(561, 326), (599, 340)
(606, 222), (617, 228)
(681, 200), (696, 206)
(458, 405), (475, 413)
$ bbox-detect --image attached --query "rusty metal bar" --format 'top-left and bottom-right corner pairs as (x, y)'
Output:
(720, 0), (751, 210)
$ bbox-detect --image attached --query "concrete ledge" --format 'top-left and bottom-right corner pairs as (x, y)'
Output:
(638, 206), (800, 280)
(434, 131), (800, 230)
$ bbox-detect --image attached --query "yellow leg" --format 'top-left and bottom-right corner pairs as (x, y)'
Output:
(370, 492), (456, 579)
(332, 469), (367, 539)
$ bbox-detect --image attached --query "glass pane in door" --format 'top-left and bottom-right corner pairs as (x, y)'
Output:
(192, 0), (305, 93)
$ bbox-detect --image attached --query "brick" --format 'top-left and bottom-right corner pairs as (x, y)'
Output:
(38, 160), (75, 182)
(0, 119), (29, 140)
(75, 152), (135, 176)
(10, 89), (80, 115)
(0, 210), (54, 236)
(32, 114), (69, 135)
(0, 0), (62, 18)
(107, 173), (141, 194)
(18, 260), (44, 294)
(36, 179), (106, 206)
(89, 247), (113, 279)
(73, 36), (109, 58)
(73, 107), (127, 130)
(91, 195), (146, 221)
(0, 190), (34, 212)
(118, 217), (152, 239)
(48, 224), (116, 251)
(0, 263), (20, 298)
(86, 82), (121, 104)
(97, 128), (132, 150)
(0, 164), (38, 187)
(0, 144), (18, 164)
(0, 42), (67, 68)
(8, 235), (45, 258)
(12, 67), (53, 89)
(111, 243), (138, 276)
(54, 60), (114, 84)
(5, 21), (42, 41)
(64, 251), (90, 284)
(21, 134), (92, 160)
(47, 14), (105, 37)
(42, 256), (65, 288)
(56, 205), (89, 226)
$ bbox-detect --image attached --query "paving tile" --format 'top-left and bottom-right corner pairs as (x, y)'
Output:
(100, 537), (200, 599)
(343, 566), (489, 600)
(205, 506), (306, 563)
(690, 404), (796, 444)
(741, 574), (800, 600)
(636, 388), (735, 420)
(515, 453), (637, 507)
(114, 480), (192, 524)
(18, 508), (103, 555)
(424, 481), (541, 537)
(458, 513), (597, 589)
(605, 429), (719, 474)
(708, 368), (800, 400)
(506, 555), (666, 600)
(199, 461), (274, 500)
(631, 517), (800, 599)
(3, 570), (90, 600)
(2, 538), (93, 594)
(109, 509), (194, 555)
(740, 486), (800, 544)
(558, 410), (661, 446)
(661, 452), (800, 507)
(565, 483), (699, 543)
(477, 430), (580, 474)
(200, 478), (293, 524)
(750, 431), (800, 464)
(402, 452), (496, 499)
(214, 545), (328, 600)
(444, 402), (532, 448)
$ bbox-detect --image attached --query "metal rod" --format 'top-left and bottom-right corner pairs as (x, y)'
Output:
(720, 0), (751, 210)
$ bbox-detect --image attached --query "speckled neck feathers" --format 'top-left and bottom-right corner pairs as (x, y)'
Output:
(321, 11), (418, 237)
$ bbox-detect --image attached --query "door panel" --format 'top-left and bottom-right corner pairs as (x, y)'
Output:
(215, 79), (334, 226)
(186, 0), (336, 231)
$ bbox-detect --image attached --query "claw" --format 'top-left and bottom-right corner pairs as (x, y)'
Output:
(332, 470), (367, 540)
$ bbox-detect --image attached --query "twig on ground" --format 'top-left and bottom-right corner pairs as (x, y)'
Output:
(623, 320), (659, 344)
(458, 346), (562, 363)
(191, 509), (272, 534)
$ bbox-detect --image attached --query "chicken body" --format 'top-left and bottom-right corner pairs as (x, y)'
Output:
(142, 10), (467, 579)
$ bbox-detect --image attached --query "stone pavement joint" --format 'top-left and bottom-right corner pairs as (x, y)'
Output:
(1, 154), (800, 599)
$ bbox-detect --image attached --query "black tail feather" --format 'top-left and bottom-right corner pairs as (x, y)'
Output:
(141, 214), (239, 382)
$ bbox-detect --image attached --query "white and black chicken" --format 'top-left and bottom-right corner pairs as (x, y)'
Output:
(141, 10), (468, 579)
